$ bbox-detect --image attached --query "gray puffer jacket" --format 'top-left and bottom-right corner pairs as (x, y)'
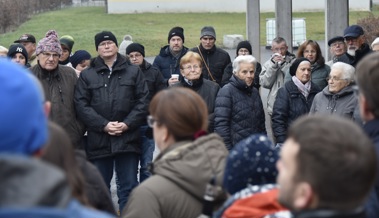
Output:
(310, 85), (357, 119)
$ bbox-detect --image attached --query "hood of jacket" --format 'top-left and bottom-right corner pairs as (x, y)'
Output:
(151, 133), (228, 202)
(0, 154), (71, 208)
(158, 45), (189, 57)
(229, 74), (254, 95)
(322, 84), (354, 98)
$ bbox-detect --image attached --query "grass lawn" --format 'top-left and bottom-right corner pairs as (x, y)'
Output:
(0, 6), (378, 57)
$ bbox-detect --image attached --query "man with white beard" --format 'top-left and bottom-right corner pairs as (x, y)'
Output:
(338, 25), (371, 67)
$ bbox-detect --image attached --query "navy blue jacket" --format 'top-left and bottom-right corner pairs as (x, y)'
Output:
(214, 75), (266, 150)
(272, 80), (320, 143)
(153, 45), (189, 82)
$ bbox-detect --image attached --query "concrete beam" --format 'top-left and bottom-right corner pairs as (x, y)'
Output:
(325, 0), (349, 60)
(275, 0), (293, 52)
(246, 0), (261, 62)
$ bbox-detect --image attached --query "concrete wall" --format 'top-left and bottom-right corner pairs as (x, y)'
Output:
(108, 0), (370, 14)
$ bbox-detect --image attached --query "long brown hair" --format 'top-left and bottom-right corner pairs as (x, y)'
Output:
(297, 40), (325, 67)
(41, 122), (90, 206)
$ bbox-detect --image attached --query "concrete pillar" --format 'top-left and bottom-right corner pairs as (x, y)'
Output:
(246, 0), (261, 62)
(275, 0), (293, 52)
(325, 0), (348, 60)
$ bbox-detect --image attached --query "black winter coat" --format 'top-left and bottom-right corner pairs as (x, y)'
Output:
(214, 75), (266, 150)
(337, 43), (372, 67)
(191, 44), (231, 86)
(272, 80), (320, 143)
(74, 54), (149, 160)
(221, 61), (262, 89)
(140, 60), (166, 102)
(173, 75), (220, 132)
(31, 64), (85, 149)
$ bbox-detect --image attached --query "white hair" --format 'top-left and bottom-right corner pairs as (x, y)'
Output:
(371, 37), (379, 49)
(331, 62), (355, 82)
(232, 55), (257, 74)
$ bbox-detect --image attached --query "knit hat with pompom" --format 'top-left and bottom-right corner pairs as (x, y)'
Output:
(36, 30), (62, 56)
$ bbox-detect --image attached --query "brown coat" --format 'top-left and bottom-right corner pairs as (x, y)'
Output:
(122, 133), (228, 218)
(31, 63), (85, 148)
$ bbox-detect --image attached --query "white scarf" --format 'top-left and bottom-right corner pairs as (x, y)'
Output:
(292, 76), (311, 98)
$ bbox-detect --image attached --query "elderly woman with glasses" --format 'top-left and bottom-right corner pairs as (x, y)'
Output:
(310, 62), (357, 119)
(272, 58), (321, 144)
(285, 40), (330, 90)
(122, 87), (228, 218)
(172, 51), (220, 132)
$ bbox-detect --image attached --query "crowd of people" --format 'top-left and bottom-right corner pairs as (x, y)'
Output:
(1, 23), (379, 218)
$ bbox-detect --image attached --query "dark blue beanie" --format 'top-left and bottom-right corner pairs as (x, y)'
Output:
(0, 59), (48, 155)
(70, 50), (91, 69)
(223, 134), (279, 195)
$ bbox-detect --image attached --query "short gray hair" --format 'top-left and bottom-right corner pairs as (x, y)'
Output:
(331, 62), (355, 82)
(232, 55), (257, 74)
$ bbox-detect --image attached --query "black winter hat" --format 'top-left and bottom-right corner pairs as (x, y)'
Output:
(236, 40), (252, 56)
(327, 36), (344, 46)
(126, 43), (145, 57)
(289, 57), (310, 76)
(94, 31), (118, 51)
(7, 43), (28, 66)
(168, 26), (185, 43)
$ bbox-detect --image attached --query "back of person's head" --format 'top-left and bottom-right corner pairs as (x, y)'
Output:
(0, 59), (47, 156)
(149, 87), (208, 141)
(223, 134), (278, 195)
(118, 34), (133, 56)
(356, 52), (379, 119)
(287, 115), (377, 210)
(232, 55), (257, 74)
(297, 40), (325, 66)
(180, 51), (202, 68)
(41, 121), (89, 206)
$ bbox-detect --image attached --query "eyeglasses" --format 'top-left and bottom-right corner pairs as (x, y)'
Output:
(182, 65), (200, 71)
(238, 49), (250, 54)
(41, 52), (60, 59)
(345, 38), (358, 43)
(129, 53), (142, 59)
(331, 41), (345, 47)
(326, 76), (346, 82)
(303, 50), (316, 54)
(147, 115), (158, 128)
(98, 41), (115, 47)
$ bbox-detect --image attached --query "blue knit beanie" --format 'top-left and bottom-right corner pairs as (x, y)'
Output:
(0, 59), (48, 155)
(70, 50), (91, 69)
(223, 134), (279, 195)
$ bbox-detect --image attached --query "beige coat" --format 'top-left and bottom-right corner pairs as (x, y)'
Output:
(122, 133), (228, 218)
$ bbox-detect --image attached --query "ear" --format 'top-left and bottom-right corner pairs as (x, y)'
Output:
(180, 69), (185, 77)
(293, 182), (315, 210)
(44, 101), (51, 117)
(359, 94), (375, 121)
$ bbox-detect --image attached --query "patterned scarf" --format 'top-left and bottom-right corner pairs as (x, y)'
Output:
(292, 76), (311, 98)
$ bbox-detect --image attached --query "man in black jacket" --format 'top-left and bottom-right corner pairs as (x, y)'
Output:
(74, 31), (149, 212)
(191, 26), (231, 86)
(338, 25), (371, 67)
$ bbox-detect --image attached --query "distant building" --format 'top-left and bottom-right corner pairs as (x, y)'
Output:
(107, 0), (370, 14)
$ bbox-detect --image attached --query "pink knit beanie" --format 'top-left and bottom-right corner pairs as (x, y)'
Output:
(36, 30), (62, 56)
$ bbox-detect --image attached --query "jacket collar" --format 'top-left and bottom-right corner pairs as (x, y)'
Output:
(230, 74), (254, 94)
(90, 53), (128, 73)
(199, 43), (217, 54)
(294, 207), (365, 218)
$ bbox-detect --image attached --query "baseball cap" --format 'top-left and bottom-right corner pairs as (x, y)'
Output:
(343, 25), (364, 38)
(14, 34), (36, 44)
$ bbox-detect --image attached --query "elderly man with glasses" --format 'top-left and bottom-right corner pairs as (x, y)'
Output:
(338, 25), (372, 67)
(30, 30), (85, 150)
(326, 36), (347, 66)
